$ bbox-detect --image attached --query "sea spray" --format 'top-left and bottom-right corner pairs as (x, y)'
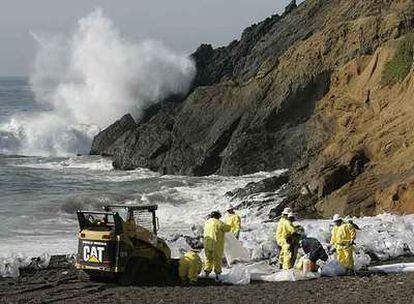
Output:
(0, 9), (195, 156)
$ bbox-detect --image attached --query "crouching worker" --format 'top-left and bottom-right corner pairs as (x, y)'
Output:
(330, 214), (356, 272)
(178, 249), (203, 285)
(203, 211), (231, 280)
(296, 236), (328, 272)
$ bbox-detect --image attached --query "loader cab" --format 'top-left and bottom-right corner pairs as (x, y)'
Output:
(77, 211), (124, 234)
(103, 204), (159, 235)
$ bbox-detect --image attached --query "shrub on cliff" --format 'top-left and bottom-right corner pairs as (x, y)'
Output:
(382, 33), (414, 85)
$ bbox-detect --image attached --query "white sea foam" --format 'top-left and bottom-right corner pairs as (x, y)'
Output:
(0, 9), (195, 157)
(13, 155), (114, 171)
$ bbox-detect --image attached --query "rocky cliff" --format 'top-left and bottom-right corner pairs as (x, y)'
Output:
(91, 0), (414, 217)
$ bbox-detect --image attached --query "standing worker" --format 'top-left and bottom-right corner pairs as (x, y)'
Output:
(178, 249), (203, 285)
(287, 212), (303, 268)
(330, 214), (356, 273)
(276, 208), (298, 270)
(203, 211), (231, 280)
(225, 204), (241, 239)
(344, 215), (360, 235)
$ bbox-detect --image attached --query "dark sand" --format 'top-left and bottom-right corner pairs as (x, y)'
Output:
(1, 256), (414, 304)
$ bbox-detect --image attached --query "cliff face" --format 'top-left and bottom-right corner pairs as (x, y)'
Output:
(92, 0), (414, 217)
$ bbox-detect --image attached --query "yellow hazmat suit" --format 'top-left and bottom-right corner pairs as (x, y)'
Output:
(203, 218), (231, 274)
(122, 219), (138, 250)
(226, 213), (241, 239)
(275, 217), (296, 270)
(344, 221), (357, 242)
(330, 223), (356, 270)
(178, 251), (203, 284)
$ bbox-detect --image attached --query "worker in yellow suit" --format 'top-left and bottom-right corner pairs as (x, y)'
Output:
(275, 208), (297, 270)
(203, 211), (231, 280)
(344, 215), (359, 240)
(225, 204), (241, 239)
(330, 214), (356, 271)
(178, 249), (203, 285)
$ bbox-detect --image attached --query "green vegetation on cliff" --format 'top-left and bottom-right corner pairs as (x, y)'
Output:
(383, 33), (414, 85)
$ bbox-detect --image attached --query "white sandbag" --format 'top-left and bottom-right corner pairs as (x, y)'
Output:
(168, 237), (192, 258)
(250, 240), (278, 261)
(321, 260), (347, 277)
(368, 263), (414, 273)
(0, 257), (22, 278)
(224, 233), (250, 264)
(220, 265), (251, 285)
(244, 261), (277, 280)
(258, 269), (320, 282)
(0, 253), (51, 278)
(354, 250), (371, 271)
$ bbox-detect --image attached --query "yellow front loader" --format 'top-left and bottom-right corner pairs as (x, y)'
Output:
(75, 204), (177, 285)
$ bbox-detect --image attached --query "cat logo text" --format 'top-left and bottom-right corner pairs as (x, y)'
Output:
(83, 245), (105, 263)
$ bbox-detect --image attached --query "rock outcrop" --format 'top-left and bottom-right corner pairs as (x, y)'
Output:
(92, 0), (414, 217)
(90, 114), (136, 156)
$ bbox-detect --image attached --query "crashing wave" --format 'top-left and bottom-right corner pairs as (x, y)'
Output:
(0, 9), (195, 157)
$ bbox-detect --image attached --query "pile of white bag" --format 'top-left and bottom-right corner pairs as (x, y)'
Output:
(0, 253), (50, 278)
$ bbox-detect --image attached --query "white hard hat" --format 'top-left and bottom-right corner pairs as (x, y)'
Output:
(332, 214), (343, 222)
(282, 207), (292, 215)
(287, 212), (296, 218)
(344, 215), (352, 221)
(226, 204), (234, 211)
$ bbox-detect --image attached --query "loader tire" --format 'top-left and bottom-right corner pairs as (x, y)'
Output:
(119, 257), (147, 286)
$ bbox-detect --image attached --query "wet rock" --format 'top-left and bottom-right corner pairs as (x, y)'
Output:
(226, 172), (289, 200)
(90, 114), (136, 156)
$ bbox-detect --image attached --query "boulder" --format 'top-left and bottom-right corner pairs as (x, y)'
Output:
(90, 114), (136, 156)
(226, 172), (290, 200)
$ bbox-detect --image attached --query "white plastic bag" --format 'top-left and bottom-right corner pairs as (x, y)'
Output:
(244, 261), (276, 280)
(168, 237), (192, 258)
(0, 253), (50, 278)
(321, 260), (347, 277)
(224, 233), (250, 264)
(368, 263), (414, 273)
(220, 265), (251, 285)
(354, 250), (371, 271)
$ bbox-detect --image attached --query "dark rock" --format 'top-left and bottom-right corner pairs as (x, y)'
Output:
(90, 114), (136, 156)
(318, 150), (370, 197)
(267, 184), (319, 220)
(112, 103), (179, 172)
(284, 0), (297, 15)
(318, 165), (353, 197)
(226, 172), (289, 200)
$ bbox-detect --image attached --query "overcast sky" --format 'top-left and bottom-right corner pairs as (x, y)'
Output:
(0, 0), (293, 76)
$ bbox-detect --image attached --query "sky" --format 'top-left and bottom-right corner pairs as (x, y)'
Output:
(0, 0), (293, 76)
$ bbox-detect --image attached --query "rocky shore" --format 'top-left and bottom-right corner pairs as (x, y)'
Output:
(1, 256), (414, 304)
